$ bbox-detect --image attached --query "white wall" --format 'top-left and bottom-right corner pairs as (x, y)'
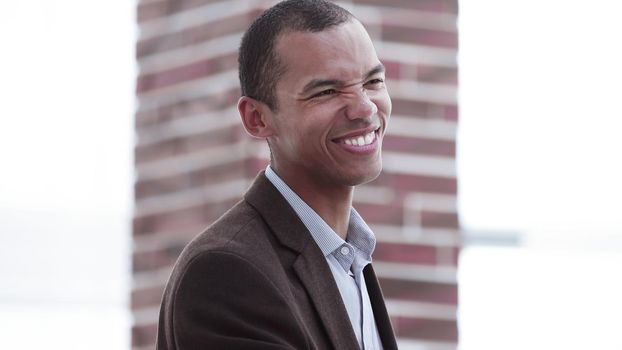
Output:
(458, 1), (622, 349)
(0, 1), (134, 348)
(458, 0), (622, 236)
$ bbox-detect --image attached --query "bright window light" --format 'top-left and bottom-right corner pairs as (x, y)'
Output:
(458, 1), (622, 349)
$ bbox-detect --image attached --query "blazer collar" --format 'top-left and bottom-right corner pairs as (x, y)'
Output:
(364, 265), (399, 350)
(244, 171), (311, 253)
(244, 171), (360, 349)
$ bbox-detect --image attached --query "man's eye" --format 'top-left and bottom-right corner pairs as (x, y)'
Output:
(312, 89), (337, 98)
(366, 78), (384, 86)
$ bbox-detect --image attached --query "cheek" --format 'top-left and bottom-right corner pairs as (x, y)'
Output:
(277, 105), (336, 153)
(374, 91), (392, 116)
(280, 122), (317, 150)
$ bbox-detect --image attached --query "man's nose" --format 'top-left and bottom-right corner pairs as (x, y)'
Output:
(345, 89), (378, 121)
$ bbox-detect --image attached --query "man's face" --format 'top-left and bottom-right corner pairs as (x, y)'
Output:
(267, 20), (391, 189)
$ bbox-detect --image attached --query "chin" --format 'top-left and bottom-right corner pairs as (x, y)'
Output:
(344, 163), (383, 186)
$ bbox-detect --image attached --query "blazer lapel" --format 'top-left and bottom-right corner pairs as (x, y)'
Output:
(364, 265), (398, 350)
(293, 243), (360, 349)
(245, 172), (360, 349)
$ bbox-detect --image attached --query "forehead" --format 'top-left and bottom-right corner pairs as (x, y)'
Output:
(274, 21), (381, 88)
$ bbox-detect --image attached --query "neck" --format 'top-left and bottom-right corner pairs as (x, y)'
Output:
(273, 167), (353, 240)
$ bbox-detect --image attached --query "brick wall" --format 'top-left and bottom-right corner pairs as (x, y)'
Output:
(132, 1), (459, 349)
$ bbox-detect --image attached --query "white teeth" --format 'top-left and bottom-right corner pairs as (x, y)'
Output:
(342, 131), (376, 146)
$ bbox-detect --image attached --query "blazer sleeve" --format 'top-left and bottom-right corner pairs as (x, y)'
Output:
(158, 250), (309, 350)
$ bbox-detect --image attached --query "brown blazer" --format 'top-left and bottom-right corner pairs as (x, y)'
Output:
(157, 172), (398, 350)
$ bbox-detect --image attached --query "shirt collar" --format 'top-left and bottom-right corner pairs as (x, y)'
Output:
(265, 165), (376, 272)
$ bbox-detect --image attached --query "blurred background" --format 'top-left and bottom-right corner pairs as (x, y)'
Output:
(1, 1), (620, 349)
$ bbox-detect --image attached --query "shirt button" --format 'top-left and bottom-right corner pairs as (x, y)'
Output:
(340, 246), (350, 255)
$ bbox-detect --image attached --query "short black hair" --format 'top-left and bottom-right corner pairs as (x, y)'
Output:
(238, 0), (354, 111)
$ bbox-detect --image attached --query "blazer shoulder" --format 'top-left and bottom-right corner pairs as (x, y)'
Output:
(185, 200), (266, 252)
(157, 200), (311, 349)
(160, 249), (310, 350)
(169, 197), (292, 284)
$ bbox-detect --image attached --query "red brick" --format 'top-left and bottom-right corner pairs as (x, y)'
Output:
(383, 135), (455, 157)
(136, 88), (239, 128)
(382, 24), (457, 48)
(132, 323), (157, 347)
(133, 198), (239, 236)
(391, 98), (457, 121)
(137, 13), (249, 57)
(392, 316), (458, 342)
(135, 124), (243, 164)
(137, 53), (237, 93)
(135, 159), (246, 199)
(420, 210), (459, 229)
(379, 278), (457, 304)
(137, 0), (229, 23)
(352, 0), (458, 13)
(131, 284), (166, 310)
(415, 65), (459, 84)
(374, 242), (437, 265)
(384, 60), (401, 80)
(372, 173), (457, 194)
(354, 202), (404, 225)
(384, 60), (458, 85)
(132, 243), (186, 274)
(137, 1), (169, 23)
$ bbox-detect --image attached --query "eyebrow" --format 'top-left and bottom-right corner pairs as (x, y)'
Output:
(298, 63), (385, 96)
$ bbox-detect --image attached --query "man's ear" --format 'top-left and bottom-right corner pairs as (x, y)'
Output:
(237, 96), (275, 138)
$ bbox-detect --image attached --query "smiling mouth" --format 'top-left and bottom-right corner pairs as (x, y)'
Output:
(335, 128), (380, 147)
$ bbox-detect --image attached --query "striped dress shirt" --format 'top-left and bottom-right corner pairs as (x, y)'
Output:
(265, 166), (384, 350)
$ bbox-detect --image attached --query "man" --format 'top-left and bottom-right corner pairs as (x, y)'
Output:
(157, 1), (396, 349)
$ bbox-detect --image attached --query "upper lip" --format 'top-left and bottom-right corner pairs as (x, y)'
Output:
(332, 125), (381, 141)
